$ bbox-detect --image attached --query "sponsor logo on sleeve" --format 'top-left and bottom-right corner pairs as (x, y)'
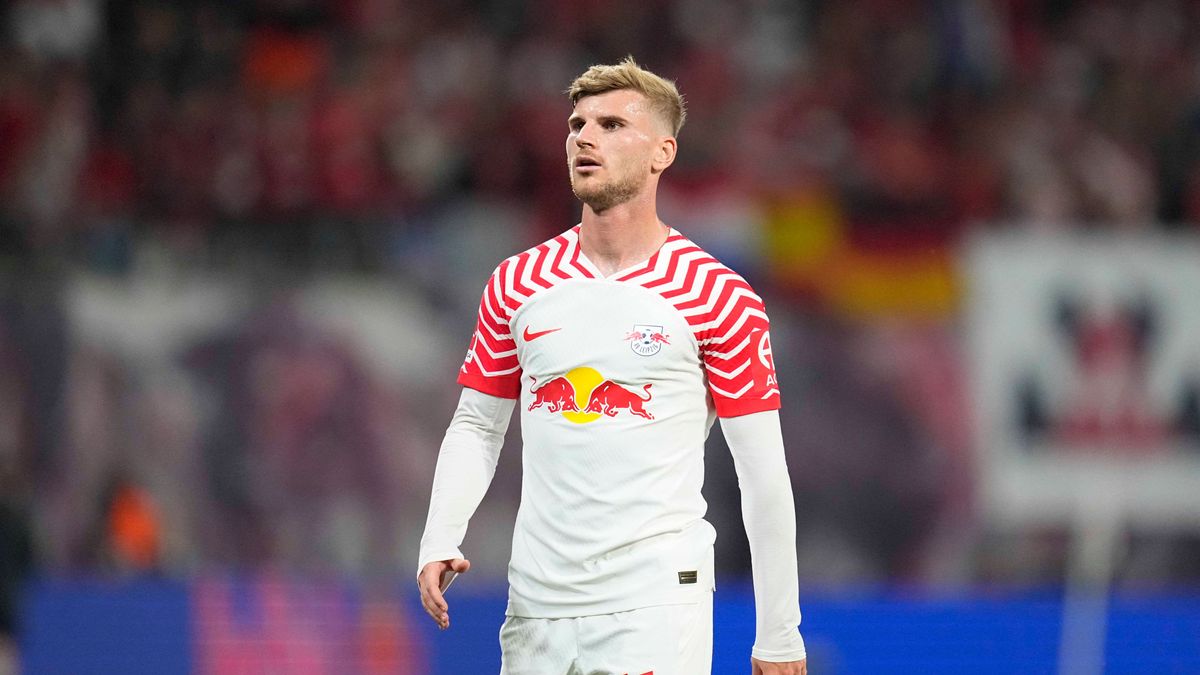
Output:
(462, 335), (477, 371)
(757, 330), (778, 387)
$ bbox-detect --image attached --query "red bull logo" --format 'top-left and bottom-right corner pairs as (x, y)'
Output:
(528, 367), (654, 423)
(527, 375), (580, 413)
(584, 380), (654, 419)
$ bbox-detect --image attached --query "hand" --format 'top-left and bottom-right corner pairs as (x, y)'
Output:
(417, 558), (471, 630)
(752, 657), (807, 674)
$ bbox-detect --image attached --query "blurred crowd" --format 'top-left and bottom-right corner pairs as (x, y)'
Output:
(2, 0), (1198, 271)
(2, 0), (1200, 654)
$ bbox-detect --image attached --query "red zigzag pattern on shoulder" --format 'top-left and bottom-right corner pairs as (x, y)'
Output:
(464, 228), (593, 379)
(619, 235), (778, 403)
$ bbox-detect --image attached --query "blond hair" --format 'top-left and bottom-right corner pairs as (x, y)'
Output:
(566, 56), (687, 136)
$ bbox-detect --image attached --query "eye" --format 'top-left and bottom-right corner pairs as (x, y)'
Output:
(603, 120), (623, 130)
(569, 119), (584, 132)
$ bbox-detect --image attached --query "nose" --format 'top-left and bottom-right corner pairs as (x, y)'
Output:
(574, 123), (596, 148)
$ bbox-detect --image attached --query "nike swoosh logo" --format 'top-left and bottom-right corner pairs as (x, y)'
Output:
(523, 326), (561, 342)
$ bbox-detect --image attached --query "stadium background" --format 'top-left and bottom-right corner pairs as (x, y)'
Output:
(2, 0), (1200, 672)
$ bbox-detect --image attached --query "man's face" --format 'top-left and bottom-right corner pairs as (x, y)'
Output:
(566, 89), (669, 212)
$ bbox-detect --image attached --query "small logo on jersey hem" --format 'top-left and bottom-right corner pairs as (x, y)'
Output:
(523, 326), (561, 342)
(625, 324), (669, 356)
(678, 570), (698, 585)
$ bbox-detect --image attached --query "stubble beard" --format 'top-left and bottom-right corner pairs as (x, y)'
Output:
(570, 166), (646, 213)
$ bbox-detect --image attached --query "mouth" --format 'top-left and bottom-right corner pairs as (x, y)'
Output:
(574, 156), (602, 172)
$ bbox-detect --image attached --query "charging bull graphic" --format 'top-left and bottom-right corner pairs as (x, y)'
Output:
(528, 376), (580, 413)
(585, 381), (654, 419)
(528, 367), (653, 424)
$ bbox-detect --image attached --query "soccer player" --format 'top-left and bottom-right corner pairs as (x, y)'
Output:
(417, 57), (808, 675)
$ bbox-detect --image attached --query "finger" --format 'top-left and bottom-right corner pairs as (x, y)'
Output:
(419, 585), (441, 621)
(420, 572), (449, 612)
(428, 584), (448, 612)
(417, 576), (434, 612)
(418, 577), (449, 625)
(450, 558), (471, 574)
(425, 589), (449, 623)
(418, 583), (437, 613)
(420, 594), (449, 629)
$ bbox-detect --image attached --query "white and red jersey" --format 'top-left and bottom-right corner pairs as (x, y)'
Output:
(459, 225), (780, 618)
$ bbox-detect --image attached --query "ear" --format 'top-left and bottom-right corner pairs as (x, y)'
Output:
(651, 136), (677, 173)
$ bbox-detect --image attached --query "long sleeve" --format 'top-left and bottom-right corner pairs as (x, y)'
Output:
(720, 409), (807, 662)
(416, 387), (516, 575)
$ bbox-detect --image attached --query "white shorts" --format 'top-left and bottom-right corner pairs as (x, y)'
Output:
(499, 594), (713, 675)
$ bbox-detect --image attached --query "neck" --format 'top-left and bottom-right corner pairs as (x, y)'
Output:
(578, 189), (668, 277)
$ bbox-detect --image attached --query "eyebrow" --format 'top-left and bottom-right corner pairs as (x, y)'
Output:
(568, 113), (630, 128)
